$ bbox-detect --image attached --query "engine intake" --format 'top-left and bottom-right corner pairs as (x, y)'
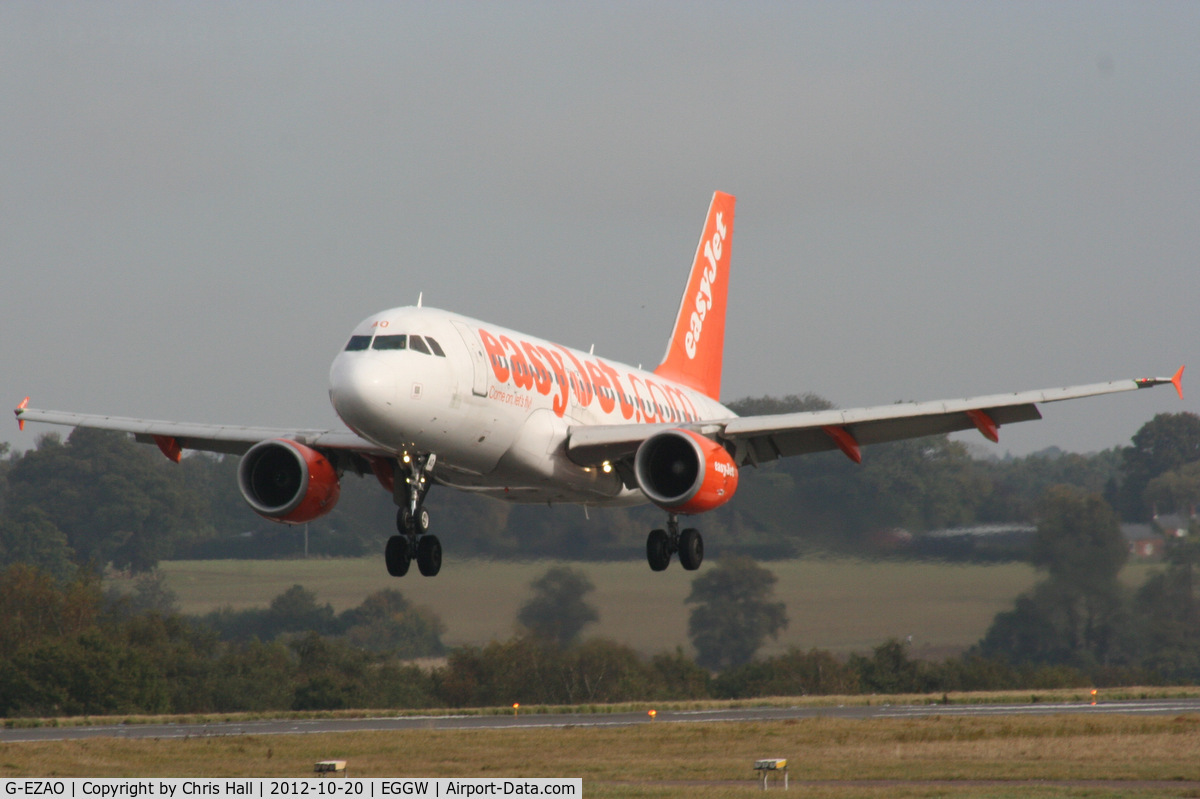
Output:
(238, 439), (341, 524)
(633, 429), (739, 514)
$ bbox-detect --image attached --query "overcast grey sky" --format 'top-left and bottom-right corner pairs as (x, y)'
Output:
(2, 2), (1197, 458)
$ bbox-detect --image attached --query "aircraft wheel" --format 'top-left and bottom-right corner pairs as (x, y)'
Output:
(417, 535), (442, 577)
(385, 535), (411, 577)
(397, 507), (431, 534)
(647, 529), (671, 571)
(679, 528), (703, 571)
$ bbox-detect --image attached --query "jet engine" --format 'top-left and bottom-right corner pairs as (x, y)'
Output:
(238, 439), (341, 524)
(633, 429), (739, 514)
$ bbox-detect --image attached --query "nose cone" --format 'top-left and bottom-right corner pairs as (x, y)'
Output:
(329, 353), (399, 444)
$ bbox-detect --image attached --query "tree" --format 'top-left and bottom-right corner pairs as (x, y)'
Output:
(516, 566), (599, 646)
(1143, 461), (1200, 518)
(0, 564), (102, 661)
(0, 506), (75, 580)
(1031, 485), (1127, 590)
(726, 393), (835, 415)
(341, 589), (446, 658)
(1117, 413), (1200, 520)
(851, 639), (929, 694)
(981, 486), (1129, 668)
(266, 585), (337, 636)
(977, 447), (1122, 524)
(1129, 566), (1200, 681)
(3, 429), (211, 572)
(686, 556), (787, 670)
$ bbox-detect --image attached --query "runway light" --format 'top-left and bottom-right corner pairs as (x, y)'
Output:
(648, 709), (657, 720)
(1091, 689), (1098, 706)
(513, 703), (520, 716)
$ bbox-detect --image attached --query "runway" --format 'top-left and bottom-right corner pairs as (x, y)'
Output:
(4, 698), (1199, 743)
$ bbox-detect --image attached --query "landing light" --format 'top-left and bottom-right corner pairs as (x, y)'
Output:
(602, 461), (613, 473)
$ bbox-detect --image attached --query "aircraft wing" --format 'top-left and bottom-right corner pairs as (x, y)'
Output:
(12, 406), (390, 459)
(566, 370), (1184, 468)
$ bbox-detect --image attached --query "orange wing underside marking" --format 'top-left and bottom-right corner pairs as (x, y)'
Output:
(967, 409), (1001, 443)
(153, 435), (183, 463)
(823, 425), (862, 464)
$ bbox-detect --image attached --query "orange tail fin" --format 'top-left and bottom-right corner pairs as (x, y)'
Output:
(654, 191), (735, 401)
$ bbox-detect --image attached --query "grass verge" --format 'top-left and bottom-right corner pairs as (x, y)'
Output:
(3, 714), (1200, 798)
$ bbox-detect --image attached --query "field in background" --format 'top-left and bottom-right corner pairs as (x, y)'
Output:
(118, 557), (1064, 657)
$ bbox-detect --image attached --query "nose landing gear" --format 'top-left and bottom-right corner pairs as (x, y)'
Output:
(385, 452), (442, 577)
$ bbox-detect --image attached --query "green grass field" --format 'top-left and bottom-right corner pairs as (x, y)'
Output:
(114, 557), (1062, 658)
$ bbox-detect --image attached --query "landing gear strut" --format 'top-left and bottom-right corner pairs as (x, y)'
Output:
(385, 453), (442, 577)
(646, 514), (703, 572)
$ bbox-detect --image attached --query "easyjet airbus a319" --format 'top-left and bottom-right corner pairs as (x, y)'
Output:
(15, 193), (1185, 577)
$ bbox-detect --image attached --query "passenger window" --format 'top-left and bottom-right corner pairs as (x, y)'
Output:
(345, 335), (372, 351)
(409, 335), (432, 355)
(373, 335), (407, 351)
(425, 337), (446, 357)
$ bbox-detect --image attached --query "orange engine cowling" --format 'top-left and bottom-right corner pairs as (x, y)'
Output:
(237, 439), (341, 524)
(633, 429), (739, 514)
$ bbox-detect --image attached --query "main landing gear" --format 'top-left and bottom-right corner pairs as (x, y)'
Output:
(646, 514), (703, 572)
(385, 453), (442, 577)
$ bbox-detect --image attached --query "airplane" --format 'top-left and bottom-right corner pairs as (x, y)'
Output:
(14, 192), (1185, 578)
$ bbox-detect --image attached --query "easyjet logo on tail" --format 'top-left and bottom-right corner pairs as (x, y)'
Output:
(685, 209), (727, 359)
(654, 191), (735, 401)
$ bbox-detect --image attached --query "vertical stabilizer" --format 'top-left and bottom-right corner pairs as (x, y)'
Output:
(654, 191), (735, 400)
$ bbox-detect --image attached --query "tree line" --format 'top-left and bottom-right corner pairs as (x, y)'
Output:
(3, 401), (1198, 576)
(4, 486), (1200, 719)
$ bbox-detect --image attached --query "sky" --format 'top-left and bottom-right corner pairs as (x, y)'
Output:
(2, 1), (1197, 459)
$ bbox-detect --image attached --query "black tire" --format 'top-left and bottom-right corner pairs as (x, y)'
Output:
(417, 534), (443, 577)
(385, 535), (411, 577)
(679, 528), (703, 571)
(647, 529), (671, 571)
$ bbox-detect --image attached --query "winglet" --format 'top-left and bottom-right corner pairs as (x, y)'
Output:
(1135, 366), (1185, 399)
(655, 192), (735, 401)
(15, 397), (29, 431)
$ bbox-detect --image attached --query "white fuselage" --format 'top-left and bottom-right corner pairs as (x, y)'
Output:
(328, 306), (733, 505)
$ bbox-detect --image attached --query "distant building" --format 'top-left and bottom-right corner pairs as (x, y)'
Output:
(1152, 512), (1195, 539)
(1122, 523), (1164, 560)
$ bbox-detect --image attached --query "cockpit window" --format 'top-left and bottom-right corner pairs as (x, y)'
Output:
(425, 337), (446, 357)
(409, 335), (431, 355)
(372, 334), (407, 351)
(345, 335), (372, 351)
